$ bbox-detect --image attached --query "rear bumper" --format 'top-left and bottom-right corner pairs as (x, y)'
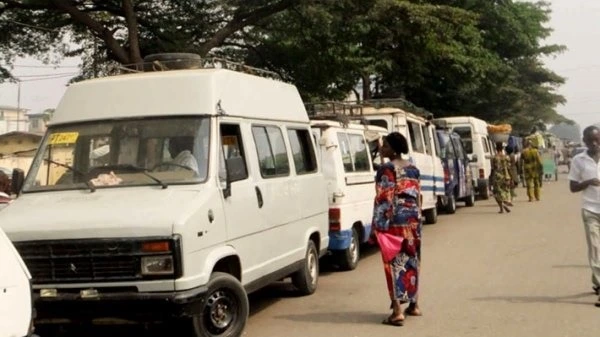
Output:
(477, 178), (488, 188)
(328, 225), (372, 251)
(33, 285), (207, 324)
(328, 229), (352, 250)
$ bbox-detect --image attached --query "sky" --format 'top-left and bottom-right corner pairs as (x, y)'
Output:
(0, 0), (598, 128)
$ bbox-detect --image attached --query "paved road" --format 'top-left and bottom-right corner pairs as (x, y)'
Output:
(40, 169), (600, 337)
(243, 171), (600, 337)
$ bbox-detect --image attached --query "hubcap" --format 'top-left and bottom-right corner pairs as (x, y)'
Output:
(204, 289), (237, 334)
(350, 234), (359, 263)
(308, 250), (318, 286)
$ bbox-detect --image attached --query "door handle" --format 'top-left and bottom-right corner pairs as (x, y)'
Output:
(255, 186), (264, 208)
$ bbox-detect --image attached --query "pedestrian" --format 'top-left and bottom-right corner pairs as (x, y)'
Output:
(372, 132), (422, 326)
(521, 139), (543, 202)
(568, 125), (600, 306)
(506, 145), (519, 201)
(490, 142), (513, 213)
(0, 171), (12, 208)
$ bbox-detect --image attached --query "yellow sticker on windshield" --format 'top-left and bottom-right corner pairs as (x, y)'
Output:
(49, 132), (79, 145)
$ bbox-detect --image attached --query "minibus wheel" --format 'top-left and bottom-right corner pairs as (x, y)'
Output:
(292, 240), (319, 295)
(465, 190), (475, 207)
(424, 207), (438, 225)
(338, 228), (360, 271)
(193, 272), (249, 337)
(445, 195), (457, 214)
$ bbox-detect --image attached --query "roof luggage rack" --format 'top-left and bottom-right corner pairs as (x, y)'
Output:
(306, 98), (433, 128)
(350, 98), (434, 119)
(305, 101), (367, 127)
(106, 53), (283, 81)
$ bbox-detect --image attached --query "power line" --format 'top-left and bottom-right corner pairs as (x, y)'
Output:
(17, 73), (79, 82)
(12, 72), (80, 78)
(3, 64), (81, 69)
(2, 19), (59, 32)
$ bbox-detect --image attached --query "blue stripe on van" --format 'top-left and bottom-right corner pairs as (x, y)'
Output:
(421, 175), (445, 181)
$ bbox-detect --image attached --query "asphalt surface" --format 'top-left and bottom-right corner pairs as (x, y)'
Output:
(243, 170), (600, 337)
(38, 168), (600, 337)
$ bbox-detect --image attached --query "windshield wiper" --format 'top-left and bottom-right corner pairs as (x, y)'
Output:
(114, 164), (168, 189)
(43, 158), (96, 193)
(139, 169), (168, 189)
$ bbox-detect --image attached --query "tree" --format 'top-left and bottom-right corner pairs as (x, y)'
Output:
(0, 0), (299, 81)
(243, 0), (566, 130)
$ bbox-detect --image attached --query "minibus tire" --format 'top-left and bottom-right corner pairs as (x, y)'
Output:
(465, 191), (475, 207)
(292, 241), (319, 295)
(424, 207), (438, 224)
(338, 228), (360, 271)
(445, 196), (457, 214)
(193, 272), (249, 337)
(479, 183), (490, 200)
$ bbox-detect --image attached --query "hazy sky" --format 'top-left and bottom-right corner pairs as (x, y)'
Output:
(0, 0), (598, 129)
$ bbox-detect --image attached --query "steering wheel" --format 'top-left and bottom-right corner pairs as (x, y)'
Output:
(151, 162), (195, 172)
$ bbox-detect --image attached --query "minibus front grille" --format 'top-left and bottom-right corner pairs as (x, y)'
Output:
(14, 240), (143, 284)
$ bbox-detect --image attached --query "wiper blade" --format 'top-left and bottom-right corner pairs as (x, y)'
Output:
(43, 158), (96, 193)
(116, 164), (168, 189)
(139, 170), (168, 189)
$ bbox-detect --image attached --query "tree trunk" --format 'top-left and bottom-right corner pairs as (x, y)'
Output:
(122, 0), (143, 66)
(362, 74), (371, 101)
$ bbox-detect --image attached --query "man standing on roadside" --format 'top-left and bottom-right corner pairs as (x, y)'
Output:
(568, 125), (600, 307)
(521, 139), (543, 202)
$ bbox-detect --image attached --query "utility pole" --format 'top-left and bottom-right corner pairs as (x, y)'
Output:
(16, 79), (21, 132)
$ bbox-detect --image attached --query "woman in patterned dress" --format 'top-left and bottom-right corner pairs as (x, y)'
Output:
(491, 142), (513, 213)
(372, 132), (422, 327)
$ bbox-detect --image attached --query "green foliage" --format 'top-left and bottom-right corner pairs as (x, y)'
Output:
(0, 0), (568, 129)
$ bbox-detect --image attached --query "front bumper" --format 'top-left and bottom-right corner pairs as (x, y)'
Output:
(33, 285), (208, 323)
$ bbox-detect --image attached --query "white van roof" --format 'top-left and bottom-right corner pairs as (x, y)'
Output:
(51, 69), (308, 125)
(441, 116), (488, 128)
(310, 120), (387, 132)
(360, 106), (427, 121)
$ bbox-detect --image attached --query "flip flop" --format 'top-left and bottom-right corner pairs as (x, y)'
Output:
(404, 308), (423, 317)
(381, 317), (404, 326)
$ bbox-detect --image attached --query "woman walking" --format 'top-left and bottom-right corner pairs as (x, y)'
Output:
(491, 142), (513, 213)
(372, 132), (422, 327)
(506, 146), (519, 201)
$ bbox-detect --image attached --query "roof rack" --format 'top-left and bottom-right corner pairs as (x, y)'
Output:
(104, 53), (283, 81)
(305, 101), (368, 128)
(305, 98), (433, 126)
(349, 98), (434, 119)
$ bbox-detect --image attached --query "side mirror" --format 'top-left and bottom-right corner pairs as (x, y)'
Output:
(470, 154), (478, 163)
(222, 157), (247, 198)
(11, 168), (25, 195)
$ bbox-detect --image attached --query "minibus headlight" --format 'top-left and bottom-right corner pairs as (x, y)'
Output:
(141, 255), (174, 275)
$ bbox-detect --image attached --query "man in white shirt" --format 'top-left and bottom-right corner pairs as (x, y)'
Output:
(168, 137), (199, 175)
(568, 125), (600, 307)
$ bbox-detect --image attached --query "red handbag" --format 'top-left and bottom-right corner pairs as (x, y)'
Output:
(376, 231), (404, 262)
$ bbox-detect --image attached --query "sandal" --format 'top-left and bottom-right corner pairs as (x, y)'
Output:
(404, 308), (423, 316)
(382, 316), (404, 326)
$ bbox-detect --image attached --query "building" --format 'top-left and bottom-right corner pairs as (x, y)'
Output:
(0, 105), (29, 134)
(26, 110), (51, 134)
(0, 131), (43, 175)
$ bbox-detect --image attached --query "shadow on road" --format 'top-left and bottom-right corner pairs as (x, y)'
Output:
(471, 292), (594, 306)
(274, 311), (384, 325)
